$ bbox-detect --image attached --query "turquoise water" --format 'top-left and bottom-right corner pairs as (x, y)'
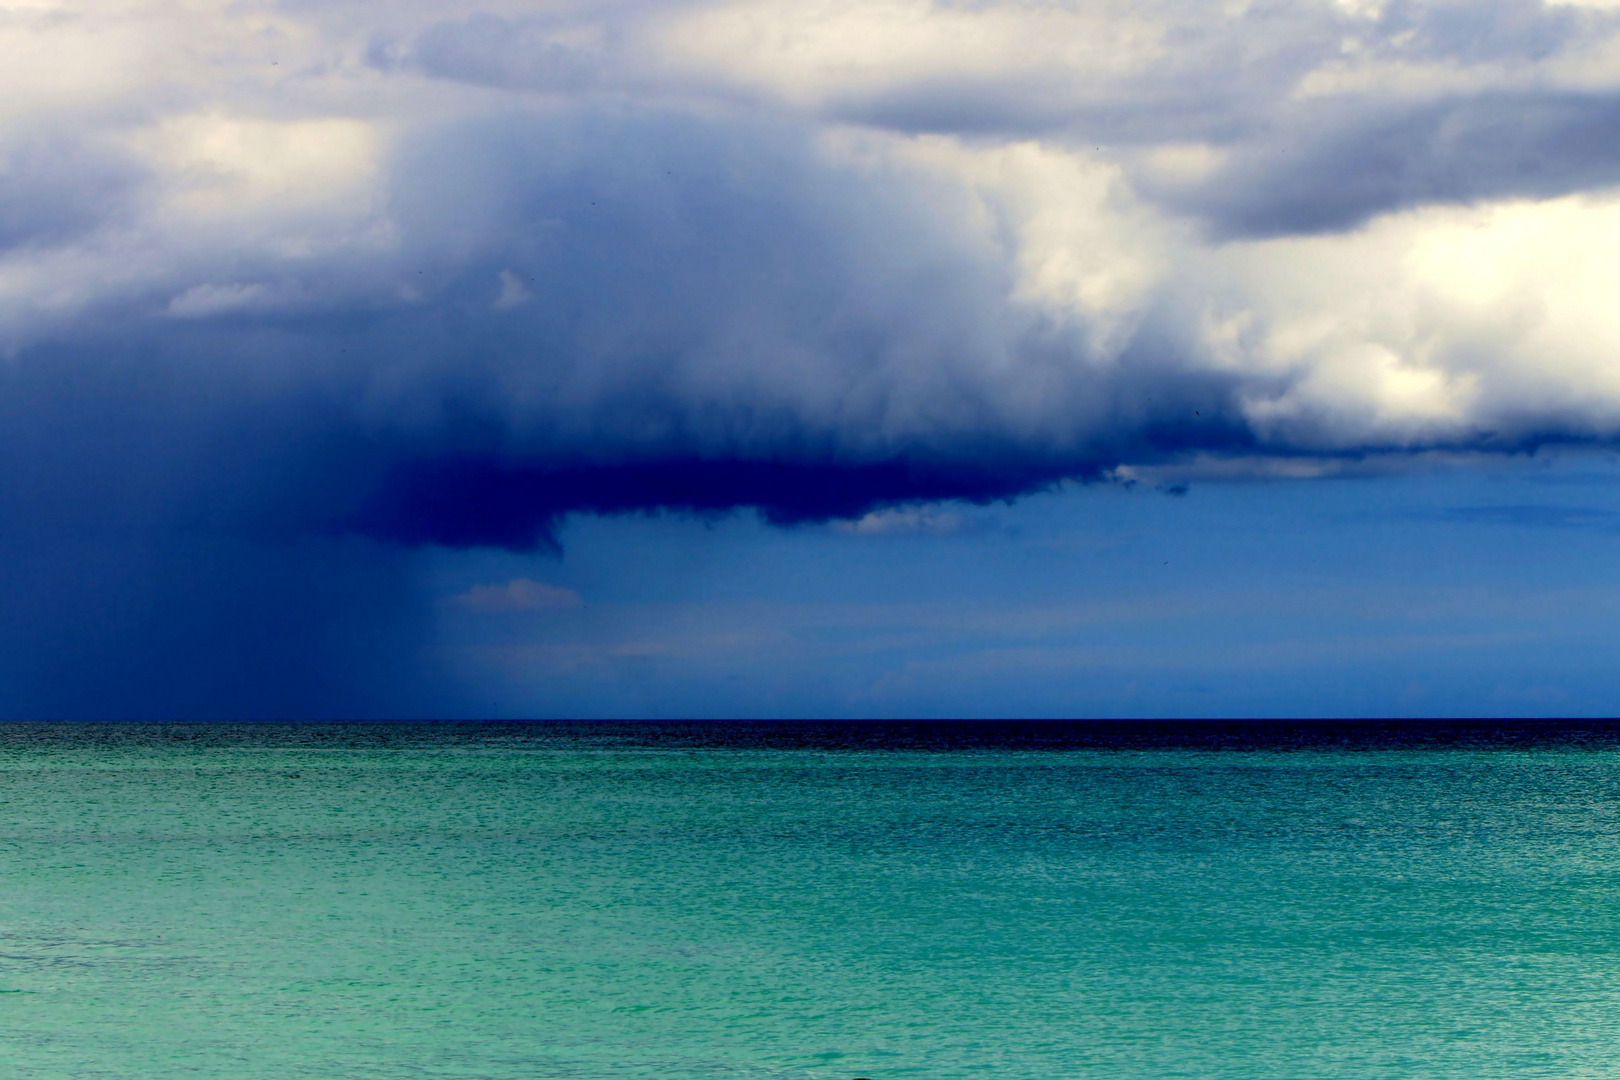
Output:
(3, 726), (1620, 1078)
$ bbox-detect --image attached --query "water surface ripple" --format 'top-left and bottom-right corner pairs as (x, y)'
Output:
(2, 722), (1617, 1079)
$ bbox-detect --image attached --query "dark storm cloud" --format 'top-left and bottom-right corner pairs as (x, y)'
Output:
(0, 97), (1599, 567)
(0, 101), (1249, 718)
(0, 346), (457, 718)
(10, 0), (1620, 715)
(3, 110), (1249, 550)
(0, 105), (1261, 552)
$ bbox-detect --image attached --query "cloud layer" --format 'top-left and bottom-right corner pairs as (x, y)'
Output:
(8, 0), (1620, 712)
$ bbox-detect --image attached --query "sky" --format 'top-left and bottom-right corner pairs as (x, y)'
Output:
(6, 0), (1620, 717)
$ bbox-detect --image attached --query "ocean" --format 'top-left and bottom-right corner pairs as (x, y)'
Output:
(3, 722), (1618, 1079)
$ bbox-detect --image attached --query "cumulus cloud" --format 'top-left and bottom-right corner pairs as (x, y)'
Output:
(8, 0), (1620, 711)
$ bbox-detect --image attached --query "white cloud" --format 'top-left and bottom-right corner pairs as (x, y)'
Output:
(166, 282), (272, 318)
(834, 507), (992, 536)
(131, 114), (382, 221)
(654, 0), (1171, 106)
(1180, 191), (1620, 446)
(493, 269), (532, 310)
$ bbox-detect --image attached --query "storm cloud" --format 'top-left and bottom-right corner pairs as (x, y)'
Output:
(8, 0), (1620, 713)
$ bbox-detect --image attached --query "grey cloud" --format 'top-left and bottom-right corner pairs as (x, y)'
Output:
(1367, 0), (1584, 66)
(1165, 90), (1620, 238)
(0, 130), (143, 251)
(397, 14), (603, 91)
(729, 0), (1620, 231)
(368, 2), (1620, 232)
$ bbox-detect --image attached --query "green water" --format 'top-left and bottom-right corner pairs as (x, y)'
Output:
(3, 728), (1619, 1078)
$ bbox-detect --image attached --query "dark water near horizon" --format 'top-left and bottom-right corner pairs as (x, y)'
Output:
(4, 721), (1620, 1078)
